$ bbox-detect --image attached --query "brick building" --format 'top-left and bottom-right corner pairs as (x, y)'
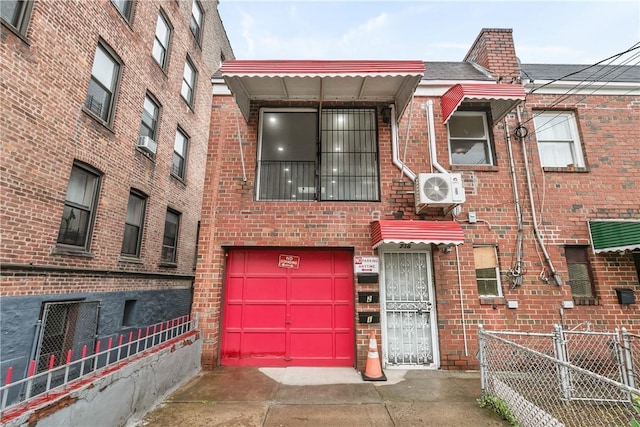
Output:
(1, 0), (233, 383)
(196, 28), (639, 371)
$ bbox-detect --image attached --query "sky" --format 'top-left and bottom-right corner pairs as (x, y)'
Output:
(217, 0), (640, 65)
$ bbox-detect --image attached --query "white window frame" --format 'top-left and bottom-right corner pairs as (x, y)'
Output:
(474, 245), (502, 297)
(181, 58), (196, 106)
(447, 111), (494, 166)
(533, 111), (585, 168)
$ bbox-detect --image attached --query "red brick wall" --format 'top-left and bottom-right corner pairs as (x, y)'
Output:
(1, 1), (232, 291)
(464, 28), (521, 82)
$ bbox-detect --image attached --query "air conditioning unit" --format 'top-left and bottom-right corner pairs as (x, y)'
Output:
(137, 136), (157, 155)
(415, 173), (465, 212)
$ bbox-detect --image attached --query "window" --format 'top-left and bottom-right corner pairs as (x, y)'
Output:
(181, 59), (196, 105)
(122, 300), (137, 327)
(474, 246), (502, 296)
(533, 112), (585, 168)
(85, 43), (121, 124)
(258, 108), (380, 201)
(161, 209), (180, 263)
(139, 94), (160, 141)
(121, 190), (146, 257)
(152, 11), (171, 69)
(447, 112), (494, 165)
(566, 246), (595, 298)
(189, 0), (203, 42)
(172, 128), (188, 179)
(1, 0), (33, 35)
(57, 162), (101, 250)
(111, 0), (133, 21)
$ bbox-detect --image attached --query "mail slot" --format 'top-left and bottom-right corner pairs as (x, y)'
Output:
(357, 273), (379, 284)
(358, 312), (380, 324)
(616, 288), (635, 305)
(358, 292), (379, 304)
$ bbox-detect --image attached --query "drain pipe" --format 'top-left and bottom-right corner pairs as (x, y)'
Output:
(390, 104), (416, 181)
(516, 107), (562, 286)
(504, 118), (524, 288)
(455, 245), (469, 357)
(426, 100), (448, 174)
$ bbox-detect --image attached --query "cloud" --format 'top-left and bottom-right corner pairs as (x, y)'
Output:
(238, 9), (256, 57)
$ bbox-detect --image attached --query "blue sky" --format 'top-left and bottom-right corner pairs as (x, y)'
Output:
(218, 1), (640, 64)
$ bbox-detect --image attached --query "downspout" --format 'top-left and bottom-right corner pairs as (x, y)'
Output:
(426, 100), (448, 174)
(390, 104), (415, 181)
(455, 245), (469, 357)
(516, 106), (562, 286)
(504, 118), (524, 288)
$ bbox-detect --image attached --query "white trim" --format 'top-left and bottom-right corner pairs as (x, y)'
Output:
(533, 111), (585, 168)
(525, 80), (640, 96)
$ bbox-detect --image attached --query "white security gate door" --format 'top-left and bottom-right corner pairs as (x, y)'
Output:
(381, 251), (438, 367)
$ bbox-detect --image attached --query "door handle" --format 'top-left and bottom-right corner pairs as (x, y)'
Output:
(417, 308), (423, 315)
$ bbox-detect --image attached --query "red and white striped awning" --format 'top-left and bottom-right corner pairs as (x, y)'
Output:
(220, 60), (425, 121)
(371, 220), (465, 249)
(441, 83), (526, 125)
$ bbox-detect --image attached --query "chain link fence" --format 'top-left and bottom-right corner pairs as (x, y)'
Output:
(478, 324), (640, 427)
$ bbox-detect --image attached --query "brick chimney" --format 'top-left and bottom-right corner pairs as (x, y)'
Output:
(463, 28), (521, 83)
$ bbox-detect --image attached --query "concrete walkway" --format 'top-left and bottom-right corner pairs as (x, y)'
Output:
(138, 367), (508, 426)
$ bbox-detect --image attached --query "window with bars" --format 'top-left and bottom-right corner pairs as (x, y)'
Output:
(566, 246), (595, 298)
(474, 245), (502, 296)
(257, 108), (380, 201)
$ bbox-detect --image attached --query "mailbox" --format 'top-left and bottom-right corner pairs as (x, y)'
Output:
(358, 292), (379, 304)
(358, 312), (380, 324)
(357, 273), (379, 284)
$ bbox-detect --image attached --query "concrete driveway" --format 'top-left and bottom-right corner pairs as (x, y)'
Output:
(137, 367), (508, 426)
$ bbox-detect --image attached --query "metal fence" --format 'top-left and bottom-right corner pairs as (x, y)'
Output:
(478, 324), (640, 427)
(1, 315), (196, 414)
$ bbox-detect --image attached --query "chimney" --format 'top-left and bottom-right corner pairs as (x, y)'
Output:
(464, 28), (521, 83)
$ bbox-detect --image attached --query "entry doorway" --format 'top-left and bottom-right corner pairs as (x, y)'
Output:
(379, 249), (439, 369)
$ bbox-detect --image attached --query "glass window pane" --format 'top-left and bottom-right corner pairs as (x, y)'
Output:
(86, 79), (110, 120)
(534, 114), (572, 140)
(449, 114), (486, 138)
(65, 168), (97, 207)
(156, 15), (169, 45)
(1, 1), (21, 26)
(121, 224), (140, 255)
(450, 140), (490, 165)
(174, 131), (186, 155)
(261, 112), (317, 161)
(91, 47), (117, 90)
(152, 41), (165, 66)
(539, 141), (575, 167)
(180, 81), (192, 102)
(57, 206), (90, 246)
(125, 194), (144, 225)
(111, 0), (132, 18)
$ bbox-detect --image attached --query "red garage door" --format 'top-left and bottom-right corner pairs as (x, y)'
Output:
(221, 249), (354, 366)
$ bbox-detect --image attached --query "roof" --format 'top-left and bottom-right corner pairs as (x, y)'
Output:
(220, 60), (425, 121)
(520, 64), (640, 83)
(423, 62), (494, 81)
(588, 220), (640, 254)
(370, 220), (465, 249)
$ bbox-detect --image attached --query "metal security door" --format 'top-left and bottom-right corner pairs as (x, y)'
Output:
(382, 251), (437, 367)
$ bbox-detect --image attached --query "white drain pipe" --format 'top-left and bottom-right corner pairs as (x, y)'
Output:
(390, 104), (416, 181)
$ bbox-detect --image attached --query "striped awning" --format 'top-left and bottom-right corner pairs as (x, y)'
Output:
(220, 60), (425, 121)
(371, 220), (465, 249)
(588, 220), (640, 253)
(441, 83), (526, 125)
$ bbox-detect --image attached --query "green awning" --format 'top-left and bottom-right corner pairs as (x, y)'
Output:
(588, 220), (640, 253)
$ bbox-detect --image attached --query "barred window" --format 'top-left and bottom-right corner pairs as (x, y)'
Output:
(566, 246), (595, 297)
(257, 108), (380, 202)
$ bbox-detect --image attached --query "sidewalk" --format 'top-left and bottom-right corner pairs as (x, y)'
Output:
(137, 367), (507, 426)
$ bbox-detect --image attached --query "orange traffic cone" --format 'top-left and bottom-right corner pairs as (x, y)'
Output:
(362, 331), (387, 381)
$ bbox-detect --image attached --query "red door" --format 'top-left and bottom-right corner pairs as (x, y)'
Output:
(221, 249), (354, 366)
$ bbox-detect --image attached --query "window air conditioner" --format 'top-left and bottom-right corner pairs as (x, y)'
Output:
(415, 173), (465, 213)
(137, 136), (157, 155)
